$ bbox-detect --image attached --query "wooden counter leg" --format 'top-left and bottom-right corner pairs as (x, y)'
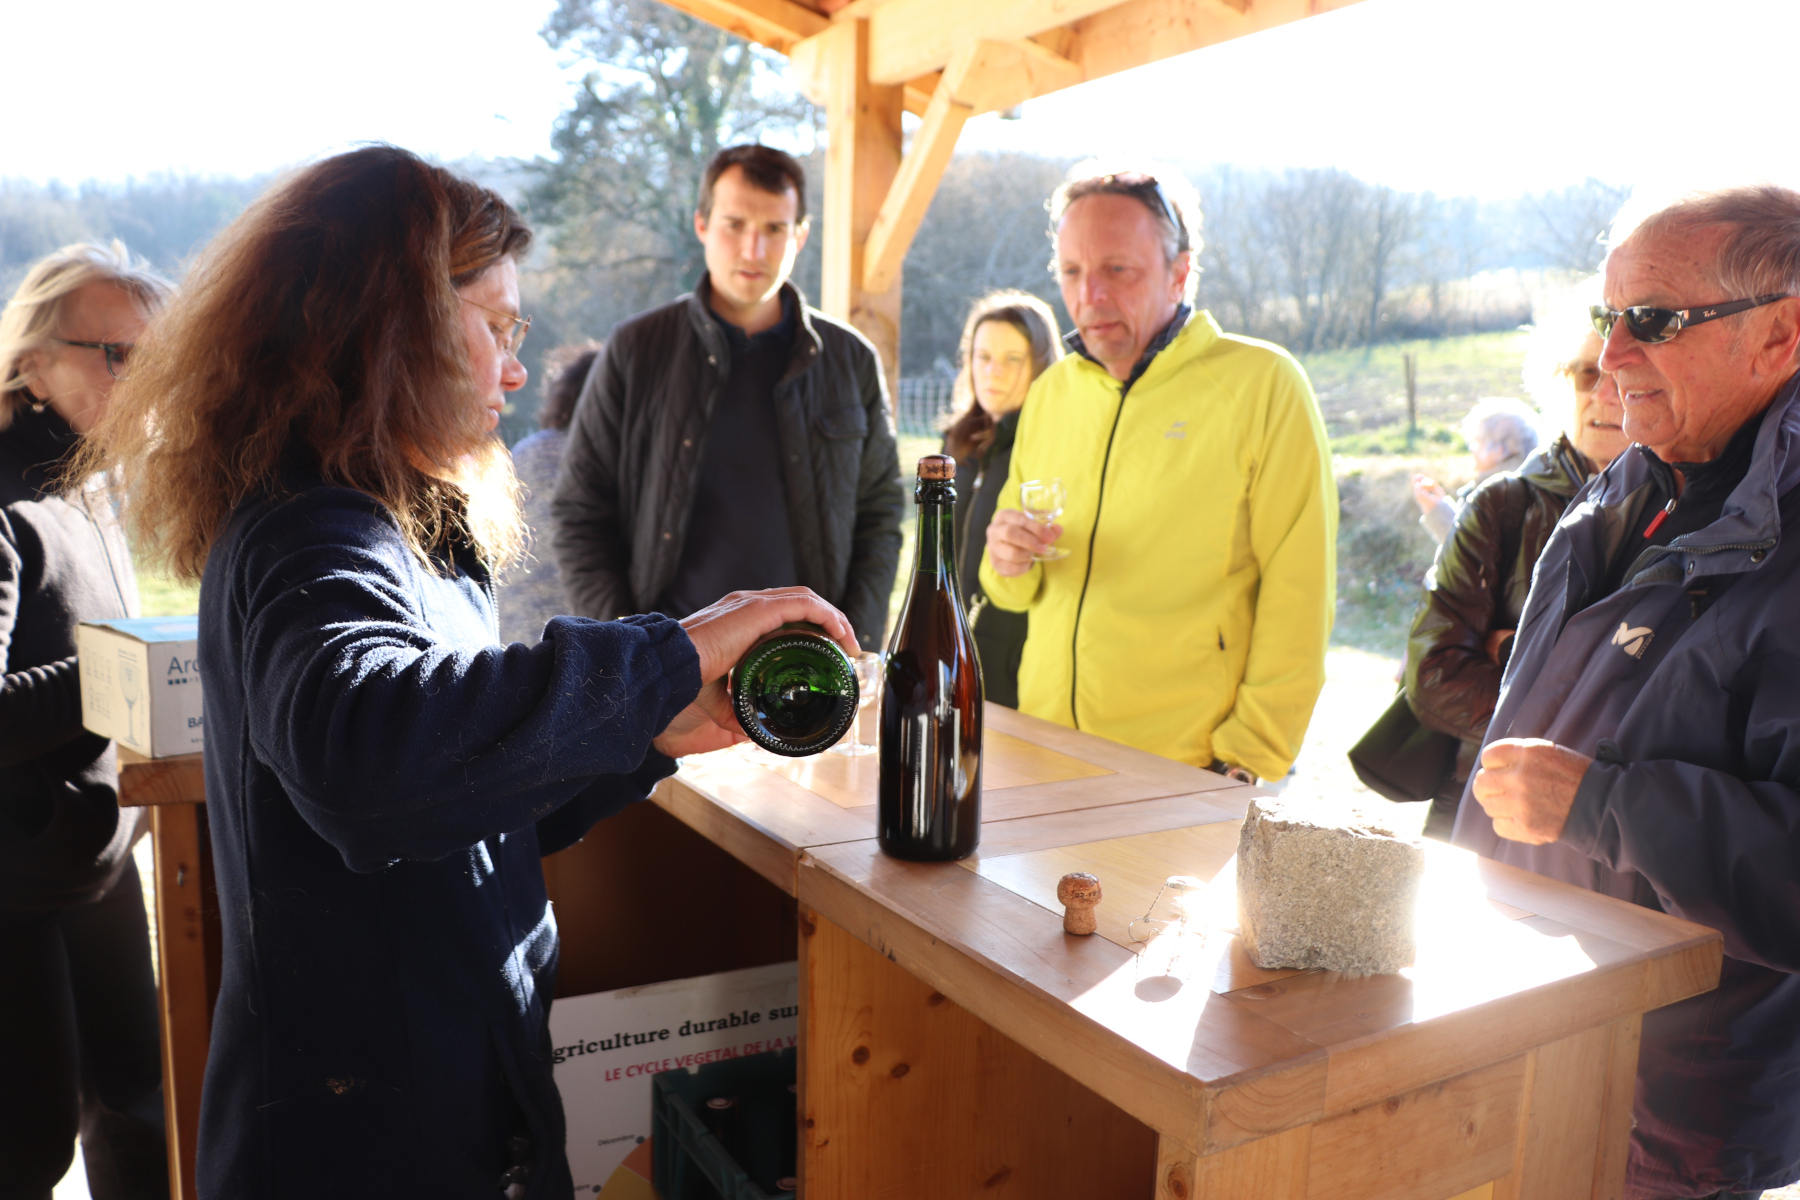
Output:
(1489, 1014), (1641, 1200)
(1161, 1125), (1310, 1199)
(152, 802), (212, 1200)
(799, 908), (1156, 1198)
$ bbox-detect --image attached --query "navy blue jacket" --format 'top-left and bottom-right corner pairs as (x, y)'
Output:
(196, 481), (699, 1198)
(1455, 377), (1800, 1197)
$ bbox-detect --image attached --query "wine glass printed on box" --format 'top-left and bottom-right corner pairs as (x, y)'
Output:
(1020, 477), (1071, 561)
(828, 652), (882, 757)
(117, 649), (141, 748)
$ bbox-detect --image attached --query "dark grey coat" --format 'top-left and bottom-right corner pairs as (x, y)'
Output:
(550, 280), (904, 650)
(1454, 377), (1800, 1197)
(0, 406), (139, 910)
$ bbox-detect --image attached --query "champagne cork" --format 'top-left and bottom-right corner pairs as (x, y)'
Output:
(917, 454), (955, 480)
(1057, 872), (1103, 935)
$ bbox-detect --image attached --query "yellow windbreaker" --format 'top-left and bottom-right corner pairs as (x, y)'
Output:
(978, 312), (1336, 780)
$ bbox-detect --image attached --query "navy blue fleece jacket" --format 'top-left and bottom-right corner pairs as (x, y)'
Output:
(195, 480), (699, 1199)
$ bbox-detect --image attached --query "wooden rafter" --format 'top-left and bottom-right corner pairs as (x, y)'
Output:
(658, 0), (829, 54)
(865, 0), (1122, 84)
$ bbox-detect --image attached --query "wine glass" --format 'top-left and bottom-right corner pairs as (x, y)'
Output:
(1019, 478), (1070, 561)
(829, 652), (882, 756)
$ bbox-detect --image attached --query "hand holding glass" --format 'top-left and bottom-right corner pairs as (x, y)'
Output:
(829, 651), (883, 756)
(1019, 478), (1070, 561)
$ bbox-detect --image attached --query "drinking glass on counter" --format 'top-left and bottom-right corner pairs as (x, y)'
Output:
(829, 651), (883, 756)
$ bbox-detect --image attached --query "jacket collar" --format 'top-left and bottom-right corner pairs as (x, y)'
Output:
(1063, 308), (1224, 395)
(1066, 303), (1192, 389)
(1517, 433), (1593, 500)
(685, 275), (822, 381)
(1579, 370), (1800, 580)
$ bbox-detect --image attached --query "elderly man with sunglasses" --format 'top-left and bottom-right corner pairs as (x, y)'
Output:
(979, 162), (1335, 784)
(1454, 186), (1800, 1200)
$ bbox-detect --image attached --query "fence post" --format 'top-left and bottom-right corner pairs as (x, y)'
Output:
(1403, 352), (1418, 450)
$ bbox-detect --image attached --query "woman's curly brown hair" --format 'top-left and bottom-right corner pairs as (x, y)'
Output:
(73, 144), (533, 579)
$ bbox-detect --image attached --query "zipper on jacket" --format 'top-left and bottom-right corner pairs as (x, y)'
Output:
(1067, 380), (1133, 730)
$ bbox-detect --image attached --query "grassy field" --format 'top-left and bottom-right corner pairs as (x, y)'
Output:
(1301, 329), (1530, 456)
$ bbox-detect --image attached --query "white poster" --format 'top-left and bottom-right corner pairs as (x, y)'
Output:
(551, 961), (799, 1194)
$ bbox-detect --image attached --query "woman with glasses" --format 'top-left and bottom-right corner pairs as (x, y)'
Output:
(1402, 277), (1629, 840)
(940, 291), (1062, 708)
(0, 242), (173, 1197)
(74, 145), (854, 1196)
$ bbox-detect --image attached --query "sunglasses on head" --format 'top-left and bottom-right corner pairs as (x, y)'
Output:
(1590, 294), (1790, 344)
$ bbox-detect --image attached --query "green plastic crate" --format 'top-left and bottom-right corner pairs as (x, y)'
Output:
(651, 1047), (797, 1200)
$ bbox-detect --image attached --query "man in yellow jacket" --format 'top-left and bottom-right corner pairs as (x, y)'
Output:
(981, 164), (1336, 782)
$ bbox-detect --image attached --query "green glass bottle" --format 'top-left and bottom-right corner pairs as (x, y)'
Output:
(730, 622), (859, 757)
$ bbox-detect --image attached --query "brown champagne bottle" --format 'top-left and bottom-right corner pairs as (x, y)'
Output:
(878, 454), (982, 860)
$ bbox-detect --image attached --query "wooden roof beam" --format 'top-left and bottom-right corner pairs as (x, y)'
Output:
(1070, 0), (1367, 85)
(657, 0), (829, 54)
(866, 0), (1123, 84)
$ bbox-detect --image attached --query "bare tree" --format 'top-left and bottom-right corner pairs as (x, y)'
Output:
(1361, 184), (1417, 344)
(1522, 178), (1629, 272)
(530, 0), (816, 304)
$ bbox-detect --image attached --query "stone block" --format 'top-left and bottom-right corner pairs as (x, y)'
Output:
(1236, 794), (1424, 976)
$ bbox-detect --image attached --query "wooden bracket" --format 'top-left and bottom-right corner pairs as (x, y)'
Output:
(860, 37), (1080, 293)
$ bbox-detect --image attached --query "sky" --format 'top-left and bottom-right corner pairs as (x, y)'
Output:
(6, 0), (1799, 199)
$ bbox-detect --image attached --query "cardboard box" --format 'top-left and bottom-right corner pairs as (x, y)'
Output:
(551, 961), (799, 1194)
(78, 616), (204, 758)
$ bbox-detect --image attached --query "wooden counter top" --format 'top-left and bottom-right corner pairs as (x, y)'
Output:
(654, 702), (1724, 1199)
(654, 702), (1245, 893)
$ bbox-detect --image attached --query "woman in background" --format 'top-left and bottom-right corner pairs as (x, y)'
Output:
(76, 145), (853, 1197)
(0, 242), (172, 1198)
(497, 341), (598, 645)
(1411, 396), (1542, 544)
(940, 291), (1061, 708)
(1405, 278), (1627, 840)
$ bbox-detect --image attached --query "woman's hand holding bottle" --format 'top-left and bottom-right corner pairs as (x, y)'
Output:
(654, 588), (859, 758)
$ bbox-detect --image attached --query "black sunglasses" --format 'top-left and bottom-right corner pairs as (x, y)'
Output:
(1100, 172), (1186, 250)
(54, 338), (133, 379)
(1590, 294), (1790, 344)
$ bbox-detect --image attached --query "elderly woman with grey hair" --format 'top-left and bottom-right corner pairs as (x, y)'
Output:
(0, 241), (173, 1196)
(1411, 396), (1543, 544)
(1402, 278), (1626, 840)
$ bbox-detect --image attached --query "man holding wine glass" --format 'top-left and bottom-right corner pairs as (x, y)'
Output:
(981, 161), (1337, 783)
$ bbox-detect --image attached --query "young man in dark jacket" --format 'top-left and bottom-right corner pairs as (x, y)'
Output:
(550, 145), (904, 650)
(1457, 186), (1800, 1200)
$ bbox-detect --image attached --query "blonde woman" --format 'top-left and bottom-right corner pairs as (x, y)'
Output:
(0, 242), (172, 1196)
(939, 290), (1061, 707)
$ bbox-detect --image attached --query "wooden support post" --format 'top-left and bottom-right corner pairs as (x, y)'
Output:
(861, 56), (971, 294)
(152, 802), (212, 1200)
(819, 16), (905, 403)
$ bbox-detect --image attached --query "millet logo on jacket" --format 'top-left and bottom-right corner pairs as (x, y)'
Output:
(1612, 622), (1654, 659)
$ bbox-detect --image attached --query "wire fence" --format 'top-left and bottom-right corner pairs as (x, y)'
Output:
(895, 377), (956, 438)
